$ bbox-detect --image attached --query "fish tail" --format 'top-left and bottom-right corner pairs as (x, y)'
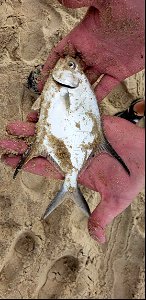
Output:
(72, 186), (91, 217)
(42, 182), (91, 220)
(42, 183), (68, 220)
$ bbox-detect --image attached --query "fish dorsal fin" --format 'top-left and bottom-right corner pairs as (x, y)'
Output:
(90, 133), (130, 176)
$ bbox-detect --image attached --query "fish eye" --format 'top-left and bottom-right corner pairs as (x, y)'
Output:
(68, 61), (76, 69)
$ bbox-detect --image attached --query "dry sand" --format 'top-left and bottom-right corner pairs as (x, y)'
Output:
(0, 0), (145, 299)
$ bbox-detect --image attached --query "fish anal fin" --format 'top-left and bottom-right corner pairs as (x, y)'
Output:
(13, 143), (43, 179)
(46, 154), (65, 176)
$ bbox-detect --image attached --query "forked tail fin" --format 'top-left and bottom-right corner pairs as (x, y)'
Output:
(42, 183), (91, 220)
(42, 183), (67, 219)
(73, 186), (91, 217)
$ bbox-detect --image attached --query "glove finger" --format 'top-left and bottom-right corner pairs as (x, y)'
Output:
(6, 121), (36, 137)
(0, 139), (28, 154)
(27, 111), (39, 123)
(1, 154), (20, 167)
(84, 66), (101, 85)
(2, 155), (64, 180)
(94, 74), (120, 102)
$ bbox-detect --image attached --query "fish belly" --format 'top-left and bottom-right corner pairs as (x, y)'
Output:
(36, 80), (101, 184)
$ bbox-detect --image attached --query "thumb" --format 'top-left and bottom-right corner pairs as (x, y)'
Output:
(88, 193), (133, 244)
(37, 36), (75, 93)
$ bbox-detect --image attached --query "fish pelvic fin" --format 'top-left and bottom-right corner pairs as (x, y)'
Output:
(42, 182), (91, 220)
(93, 134), (130, 176)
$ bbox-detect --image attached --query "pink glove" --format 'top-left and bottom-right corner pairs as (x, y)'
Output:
(0, 0), (145, 243)
(38, 0), (144, 101)
(0, 113), (145, 243)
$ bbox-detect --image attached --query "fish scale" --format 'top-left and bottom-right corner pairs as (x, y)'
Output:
(14, 56), (130, 219)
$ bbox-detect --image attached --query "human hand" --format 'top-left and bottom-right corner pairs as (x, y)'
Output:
(0, 111), (64, 181)
(0, 113), (145, 243)
(37, 0), (144, 101)
(79, 116), (145, 243)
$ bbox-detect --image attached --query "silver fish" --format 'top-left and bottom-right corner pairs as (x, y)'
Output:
(14, 56), (130, 219)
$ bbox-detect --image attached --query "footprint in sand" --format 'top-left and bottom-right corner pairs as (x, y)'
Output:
(0, 232), (36, 297)
(112, 234), (145, 299)
(38, 256), (79, 299)
(0, 0), (62, 62)
(0, 196), (20, 261)
(0, 195), (12, 219)
(19, 0), (62, 61)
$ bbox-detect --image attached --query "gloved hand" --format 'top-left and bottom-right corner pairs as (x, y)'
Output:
(0, 112), (145, 243)
(37, 0), (144, 101)
(0, 111), (64, 181)
(0, 0), (145, 243)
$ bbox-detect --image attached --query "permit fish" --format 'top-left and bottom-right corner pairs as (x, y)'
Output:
(13, 56), (130, 219)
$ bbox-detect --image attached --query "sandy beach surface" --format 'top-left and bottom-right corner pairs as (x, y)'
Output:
(0, 0), (145, 299)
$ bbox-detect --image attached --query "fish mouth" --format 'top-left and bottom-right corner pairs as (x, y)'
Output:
(52, 71), (79, 89)
(53, 78), (77, 89)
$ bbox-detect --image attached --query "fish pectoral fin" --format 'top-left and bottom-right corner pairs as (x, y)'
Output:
(31, 95), (43, 111)
(91, 134), (130, 176)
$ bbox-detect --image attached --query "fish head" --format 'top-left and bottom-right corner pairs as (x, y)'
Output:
(52, 56), (82, 88)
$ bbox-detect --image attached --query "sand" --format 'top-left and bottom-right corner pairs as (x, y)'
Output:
(0, 0), (145, 299)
